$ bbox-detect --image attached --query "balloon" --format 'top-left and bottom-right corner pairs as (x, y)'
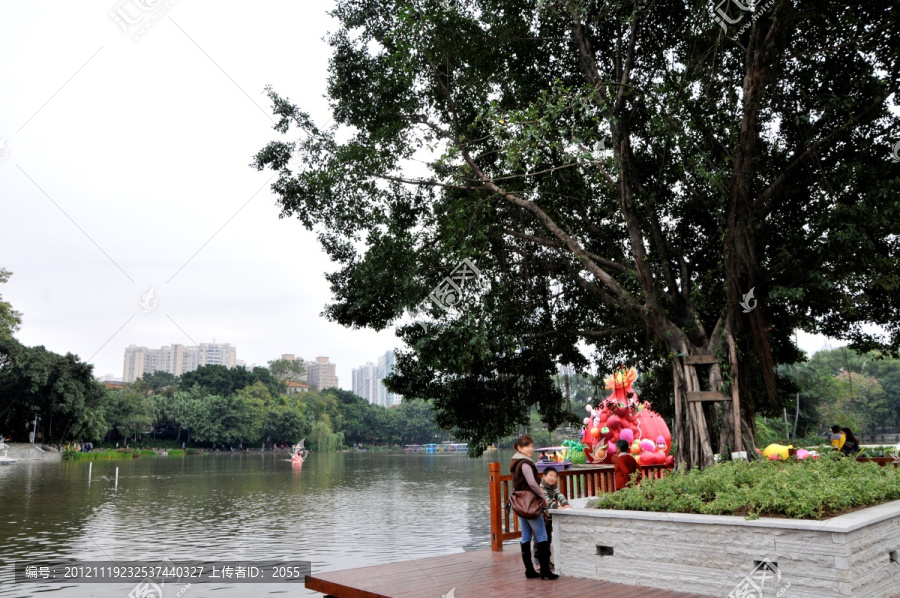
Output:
(586, 404), (594, 413)
(590, 427), (600, 438)
(607, 415), (622, 431)
(583, 417), (591, 425)
(640, 451), (666, 465)
(640, 439), (656, 452)
(619, 428), (634, 444)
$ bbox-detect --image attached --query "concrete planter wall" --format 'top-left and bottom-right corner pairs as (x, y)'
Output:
(551, 500), (900, 598)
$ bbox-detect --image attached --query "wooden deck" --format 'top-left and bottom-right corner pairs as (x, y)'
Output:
(304, 549), (714, 598)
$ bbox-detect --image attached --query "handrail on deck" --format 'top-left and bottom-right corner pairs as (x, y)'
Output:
(488, 460), (671, 551)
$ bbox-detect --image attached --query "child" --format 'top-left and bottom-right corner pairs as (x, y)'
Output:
(614, 439), (639, 490)
(532, 468), (572, 570)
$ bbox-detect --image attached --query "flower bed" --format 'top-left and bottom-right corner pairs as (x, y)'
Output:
(591, 452), (900, 520)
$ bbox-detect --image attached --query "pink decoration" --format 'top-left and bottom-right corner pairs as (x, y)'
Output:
(619, 428), (634, 444)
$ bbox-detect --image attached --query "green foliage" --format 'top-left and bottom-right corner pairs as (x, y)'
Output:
(0, 336), (107, 443)
(268, 358), (306, 384)
(310, 415), (344, 452)
(592, 453), (900, 520)
(779, 348), (900, 436)
(253, 0), (900, 462)
(0, 268), (22, 341)
(62, 448), (141, 461)
(140, 370), (178, 391)
(167, 449), (185, 457)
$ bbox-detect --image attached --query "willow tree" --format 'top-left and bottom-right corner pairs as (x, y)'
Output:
(254, 0), (900, 465)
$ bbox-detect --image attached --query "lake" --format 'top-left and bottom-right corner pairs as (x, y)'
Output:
(0, 450), (506, 597)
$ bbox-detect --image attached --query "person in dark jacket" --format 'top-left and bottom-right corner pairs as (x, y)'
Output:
(511, 435), (557, 580)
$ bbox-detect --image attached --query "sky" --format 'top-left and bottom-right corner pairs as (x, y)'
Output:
(0, 0), (843, 390)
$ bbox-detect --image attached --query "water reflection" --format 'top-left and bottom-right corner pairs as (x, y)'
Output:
(0, 451), (505, 597)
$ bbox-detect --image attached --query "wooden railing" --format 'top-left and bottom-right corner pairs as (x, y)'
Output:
(489, 461), (673, 551)
(856, 457), (900, 467)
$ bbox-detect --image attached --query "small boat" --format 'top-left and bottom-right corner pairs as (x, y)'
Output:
(0, 441), (17, 465)
(535, 446), (573, 473)
(423, 443), (439, 453)
(291, 438), (308, 464)
(403, 444), (422, 452)
(447, 443), (468, 452)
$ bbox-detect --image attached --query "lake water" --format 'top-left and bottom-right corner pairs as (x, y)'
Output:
(0, 450), (506, 597)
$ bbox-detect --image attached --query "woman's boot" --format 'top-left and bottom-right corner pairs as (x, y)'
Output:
(520, 542), (540, 578)
(536, 541), (559, 580)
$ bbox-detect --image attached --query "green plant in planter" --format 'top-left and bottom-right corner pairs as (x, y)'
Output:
(592, 451), (900, 520)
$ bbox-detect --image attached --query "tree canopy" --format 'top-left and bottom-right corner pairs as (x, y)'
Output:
(254, 0), (900, 462)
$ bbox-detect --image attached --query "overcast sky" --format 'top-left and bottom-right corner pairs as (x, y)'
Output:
(0, 0), (842, 390)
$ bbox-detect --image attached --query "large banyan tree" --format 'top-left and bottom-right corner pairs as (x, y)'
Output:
(254, 0), (900, 466)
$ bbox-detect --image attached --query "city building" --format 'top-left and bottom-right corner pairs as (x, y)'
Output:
(352, 362), (377, 403)
(123, 342), (237, 383)
(353, 350), (402, 406)
(305, 356), (338, 391)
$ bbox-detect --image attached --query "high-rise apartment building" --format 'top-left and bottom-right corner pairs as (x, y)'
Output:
(123, 342), (237, 383)
(353, 350), (401, 406)
(305, 356), (338, 391)
(352, 362), (377, 403)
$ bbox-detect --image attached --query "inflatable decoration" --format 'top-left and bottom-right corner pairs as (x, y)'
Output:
(580, 366), (673, 466)
(762, 443), (794, 461)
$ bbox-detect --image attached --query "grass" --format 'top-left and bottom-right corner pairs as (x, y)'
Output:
(63, 449), (138, 461)
(591, 451), (900, 520)
(62, 448), (165, 460)
(167, 449), (185, 457)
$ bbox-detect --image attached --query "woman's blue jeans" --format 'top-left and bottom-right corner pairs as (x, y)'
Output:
(518, 513), (548, 544)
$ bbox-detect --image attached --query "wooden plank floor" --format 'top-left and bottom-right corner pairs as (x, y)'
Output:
(305, 549), (714, 598)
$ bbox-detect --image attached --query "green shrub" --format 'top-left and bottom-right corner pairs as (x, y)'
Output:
(591, 452), (900, 520)
(185, 448), (201, 455)
(62, 449), (135, 461)
(167, 449), (185, 457)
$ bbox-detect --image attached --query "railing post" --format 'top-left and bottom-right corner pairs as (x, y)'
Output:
(489, 461), (503, 552)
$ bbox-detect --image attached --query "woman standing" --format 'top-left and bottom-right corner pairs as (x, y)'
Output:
(511, 435), (558, 580)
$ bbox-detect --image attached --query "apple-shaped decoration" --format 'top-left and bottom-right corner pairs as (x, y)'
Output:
(590, 427), (600, 438)
(607, 415), (622, 431)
